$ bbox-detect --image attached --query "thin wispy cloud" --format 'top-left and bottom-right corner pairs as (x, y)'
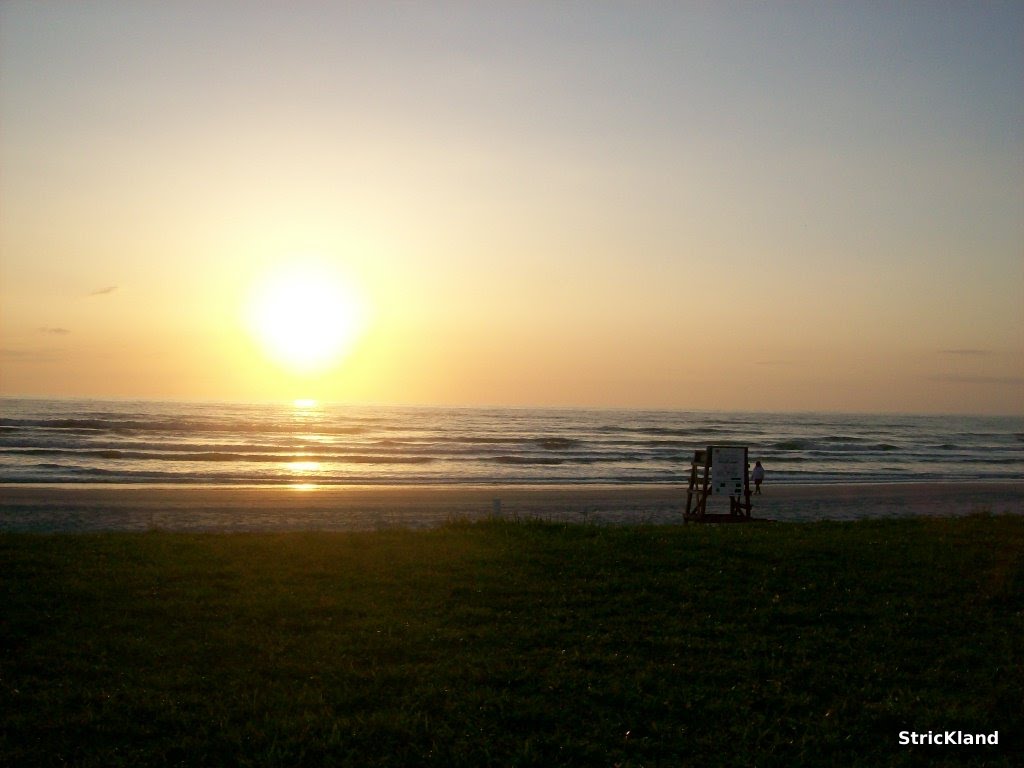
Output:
(938, 349), (992, 356)
(88, 285), (118, 296)
(38, 327), (71, 335)
(1, 348), (60, 362)
(928, 374), (1023, 386)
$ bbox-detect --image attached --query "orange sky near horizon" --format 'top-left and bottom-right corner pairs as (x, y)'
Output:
(1, 3), (1021, 415)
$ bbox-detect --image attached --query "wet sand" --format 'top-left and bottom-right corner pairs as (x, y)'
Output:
(1, 482), (1022, 532)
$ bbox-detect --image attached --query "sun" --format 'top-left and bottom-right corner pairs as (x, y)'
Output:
(246, 262), (367, 374)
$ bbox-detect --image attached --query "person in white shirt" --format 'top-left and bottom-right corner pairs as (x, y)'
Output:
(752, 461), (765, 494)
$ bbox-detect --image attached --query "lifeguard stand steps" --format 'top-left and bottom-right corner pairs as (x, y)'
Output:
(684, 445), (770, 523)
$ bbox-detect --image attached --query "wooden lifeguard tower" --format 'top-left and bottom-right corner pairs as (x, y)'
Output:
(684, 445), (753, 522)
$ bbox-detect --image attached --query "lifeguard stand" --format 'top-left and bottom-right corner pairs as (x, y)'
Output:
(684, 445), (753, 522)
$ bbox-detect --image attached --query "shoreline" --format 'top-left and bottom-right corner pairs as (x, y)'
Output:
(2, 481), (1022, 532)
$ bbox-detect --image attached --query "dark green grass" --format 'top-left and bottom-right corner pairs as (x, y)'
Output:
(2, 516), (1021, 767)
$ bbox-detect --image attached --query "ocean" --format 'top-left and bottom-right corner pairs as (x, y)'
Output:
(1, 399), (1020, 487)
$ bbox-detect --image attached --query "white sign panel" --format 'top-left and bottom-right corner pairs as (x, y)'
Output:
(711, 447), (745, 496)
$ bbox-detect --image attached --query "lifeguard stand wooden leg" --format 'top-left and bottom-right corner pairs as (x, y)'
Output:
(684, 449), (711, 522)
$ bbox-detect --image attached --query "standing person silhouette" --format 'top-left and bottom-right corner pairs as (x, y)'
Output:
(752, 461), (765, 494)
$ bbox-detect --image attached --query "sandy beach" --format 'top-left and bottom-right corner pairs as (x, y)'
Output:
(1, 482), (1022, 532)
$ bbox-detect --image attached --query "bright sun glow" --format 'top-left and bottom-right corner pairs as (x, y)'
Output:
(246, 262), (367, 374)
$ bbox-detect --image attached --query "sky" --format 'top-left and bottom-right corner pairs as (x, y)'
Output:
(1, 1), (1021, 414)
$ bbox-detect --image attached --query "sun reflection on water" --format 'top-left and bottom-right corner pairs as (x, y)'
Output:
(285, 459), (323, 490)
(286, 402), (323, 488)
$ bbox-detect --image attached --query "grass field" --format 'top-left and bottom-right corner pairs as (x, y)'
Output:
(2, 516), (1021, 767)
